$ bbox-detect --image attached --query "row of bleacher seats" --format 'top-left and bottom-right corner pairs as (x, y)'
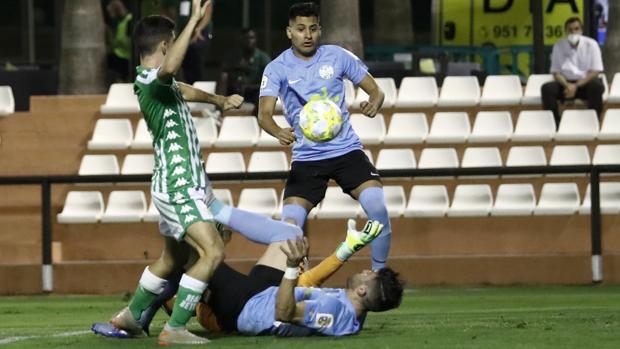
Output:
(57, 182), (620, 224)
(78, 144), (620, 177)
(89, 109), (620, 151)
(98, 73), (620, 114)
(0, 85), (15, 116)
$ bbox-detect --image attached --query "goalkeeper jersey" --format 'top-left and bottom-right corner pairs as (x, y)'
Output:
(134, 66), (206, 193)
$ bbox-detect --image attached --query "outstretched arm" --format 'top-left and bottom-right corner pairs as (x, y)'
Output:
(177, 82), (243, 110)
(357, 74), (384, 118)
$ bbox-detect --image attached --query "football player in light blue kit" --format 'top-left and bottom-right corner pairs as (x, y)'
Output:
(258, 2), (391, 270)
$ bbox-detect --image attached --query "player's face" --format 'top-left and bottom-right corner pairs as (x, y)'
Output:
(287, 16), (321, 57)
(565, 21), (582, 35)
(346, 269), (378, 290)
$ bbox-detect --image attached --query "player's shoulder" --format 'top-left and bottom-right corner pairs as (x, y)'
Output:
(322, 45), (361, 60)
(134, 66), (160, 86)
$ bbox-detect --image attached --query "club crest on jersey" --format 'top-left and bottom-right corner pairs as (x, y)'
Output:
(314, 313), (334, 328)
(319, 65), (334, 79)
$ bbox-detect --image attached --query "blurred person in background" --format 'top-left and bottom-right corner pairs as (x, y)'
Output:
(105, 0), (133, 82)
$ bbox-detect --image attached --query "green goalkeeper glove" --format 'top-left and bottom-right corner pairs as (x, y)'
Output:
(335, 219), (384, 261)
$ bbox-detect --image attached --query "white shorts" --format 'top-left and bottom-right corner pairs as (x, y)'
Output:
(151, 187), (215, 241)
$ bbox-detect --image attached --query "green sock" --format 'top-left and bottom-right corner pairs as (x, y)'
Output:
(168, 284), (203, 328)
(128, 285), (158, 321)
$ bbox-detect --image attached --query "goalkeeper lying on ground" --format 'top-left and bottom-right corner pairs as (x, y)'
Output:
(93, 220), (403, 338)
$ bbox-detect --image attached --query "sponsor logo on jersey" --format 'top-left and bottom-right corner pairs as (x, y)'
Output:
(166, 130), (181, 140)
(174, 178), (189, 188)
(170, 154), (185, 164)
(164, 108), (176, 118)
(168, 143), (183, 152)
(171, 166), (186, 176)
(315, 313), (334, 328)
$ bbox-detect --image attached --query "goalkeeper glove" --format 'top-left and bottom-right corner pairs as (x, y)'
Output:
(335, 219), (384, 261)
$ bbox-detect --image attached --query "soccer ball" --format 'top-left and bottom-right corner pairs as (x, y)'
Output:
(299, 99), (343, 142)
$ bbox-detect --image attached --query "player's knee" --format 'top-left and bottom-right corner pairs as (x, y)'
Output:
(281, 204), (308, 229)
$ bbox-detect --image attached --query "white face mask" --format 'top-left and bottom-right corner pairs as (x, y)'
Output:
(567, 33), (581, 45)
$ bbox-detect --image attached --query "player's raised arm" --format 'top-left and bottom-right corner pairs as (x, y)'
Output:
(357, 73), (385, 118)
(275, 239), (308, 322)
(158, 0), (212, 82)
(177, 82), (244, 110)
(258, 96), (296, 146)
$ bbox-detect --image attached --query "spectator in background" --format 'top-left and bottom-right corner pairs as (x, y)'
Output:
(542, 17), (605, 127)
(160, 0), (213, 84)
(217, 28), (271, 114)
(105, 0), (133, 82)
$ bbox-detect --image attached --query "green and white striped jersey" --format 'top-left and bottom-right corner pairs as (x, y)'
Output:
(134, 66), (206, 193)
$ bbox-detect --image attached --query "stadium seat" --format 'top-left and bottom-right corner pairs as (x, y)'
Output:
(549, 145), (590, 166)
(592, 144), (620, 173)
(461, 147), (502, 178)
(355, 78), (397, 108)
(395, 77), (438, 107)
(512, 110), (556, 142)
(358, 185), (406, 218)
(491, 184), (536, 216)
(425, 112), (470, 144)
(101, 190), (147, 223)
(480, 75), (522, 106)
(521, 74), (554, 105)
(57, 191), (104, 223)
(437, 76), (480, 107)
(0, 85), (15, 116)
(418, 148), (459, 169)
(579, 182), (620, 215)
(504, 146), (547, 178)
(375, 148), (416, 170)
(534, 183), (580, 215)
(121, 154), (155, 175)
(598, 109), (620, 140)
(404, 185), (449, 217)
(608, 72), (620, 103)
(205, 152), (246, 173)
(213, 188), (234, 206)
(468, 111), (513, 143)
(350, 113), (386, 144)
(214, 116), (259, 147)
(131, 119), (153, 149)
(555, 110), (599, 141)
(188, 81), (217, 112)
(247, 151), (289, 172)
(448, 184), (493, 217)
(316, 187), (362, 219)
(87, 119), (133, 150)
(143, 198), (159, 222)
(384, 113), (428, 144)
(237, 188), (279, 217)
(257, 115), (290, 147)
(78, 154), (120, 175)
(192, 116), (218, 147)
(100, 83), (140, 114)
(344, 79), (356, 108)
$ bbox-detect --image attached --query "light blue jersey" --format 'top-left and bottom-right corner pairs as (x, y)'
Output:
(237, 286), (364, 336)
(260, 45), (368, 162)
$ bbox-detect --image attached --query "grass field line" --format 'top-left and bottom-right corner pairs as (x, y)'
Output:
(0, 330), (90, 345)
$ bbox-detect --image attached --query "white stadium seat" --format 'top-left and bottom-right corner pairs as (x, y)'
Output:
(461, 147), (502, 179)
(395, 77), (438, 107)
(213, 188), (234, 206)
(448, 184), (493, 217)
(579, 183), (620, 215)
(384, 113), (428, 144)
(257, 115), (290, 147)
(512, 110), (556, 142)
(247, 151), (289, 172)
(100, 83), (140, 114)
(121, 154), (155, 175)
(504, 146), (547, 178)
(521, 74), (554, 105)
(205, 152), (245, 173)
(358, 185), (406, 218)
(598, 109), (620, 140)
(534, 183), (580, 215)
(469, 111), (513, 143)
(237, 188), (279, 217)
(101, 190), (147, 223)
(192, 116), (218, 147)
(316, 187), (361, 219)
(593, 144), (620, 167)
(437, 76), (480, 107)
(480, 75), (522, 106)
(608, 72), (620, 103)
(404, 185), (449, 217)
(555, 109), (599, 141)
(491, 184), (536, 216)
(426, 112), (470, 144)
(131, 119), (153, 149)
(87, 119), (133, 150)
(0, 85), (15, 116)
(57, 191), (104, 223)
(78, 154), (120, 175)
(214, 116), (259, 147)
(188, 81), (217, 112)
(350, 113), (386, 144)
(418, 148), (459, 169)
(376, 148), (416, 170)
(143, 199), (159, 222)
(355, 78), (397, 108)
(549, 145), (590, 166)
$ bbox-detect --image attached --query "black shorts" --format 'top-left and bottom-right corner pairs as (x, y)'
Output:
(207, 263), (283, 332)
(284, 149), (381, 206)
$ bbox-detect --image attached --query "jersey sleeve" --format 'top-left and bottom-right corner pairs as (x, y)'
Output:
(338, 47), (368, 85)
(259, 62), (283, 98)
(301, 295), (357, 336)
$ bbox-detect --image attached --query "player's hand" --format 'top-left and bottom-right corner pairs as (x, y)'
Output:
(335, 219), (383, 261)
(222, 94), (244, 110)
(279, 238), (309, 268)
(191, 30), (206, 43)
(277, 127), (296, 145)
(564, 83), (577, 99)
(360, 101), (379, 118)
(191, 0), (212, 20)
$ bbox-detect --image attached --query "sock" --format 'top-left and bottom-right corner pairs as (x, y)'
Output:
(298, 254), (344, 287)
(209, 198), (302, 243)
(128, 267), (167, 321)
(281, 204), (309, 229)
(168, 274), (208, 328)
(137, 271), (182, 331)
(358, 187), (392, 270)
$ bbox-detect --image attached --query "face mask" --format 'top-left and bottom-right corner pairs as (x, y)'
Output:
(567, 33), (581, 45)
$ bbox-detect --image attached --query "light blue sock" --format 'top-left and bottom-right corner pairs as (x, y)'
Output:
(209, 198), (302, 244)
(281, 204), (309, 229)
(358, 187), (392, 270)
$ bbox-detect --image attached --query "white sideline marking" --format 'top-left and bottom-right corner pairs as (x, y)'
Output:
(0, 330), (90, 345)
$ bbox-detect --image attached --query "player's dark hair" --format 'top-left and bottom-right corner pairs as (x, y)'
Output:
(365, 268), (404, 312)
(564, 17), (582, 30)
(289, 2), (320, 21)
(133, 15), (175, 57)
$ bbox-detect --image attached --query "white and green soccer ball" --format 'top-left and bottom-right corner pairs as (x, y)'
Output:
(298, 99), (343, 142)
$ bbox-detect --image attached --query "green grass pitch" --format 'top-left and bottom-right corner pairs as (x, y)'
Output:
(1, 286), (619, 348)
